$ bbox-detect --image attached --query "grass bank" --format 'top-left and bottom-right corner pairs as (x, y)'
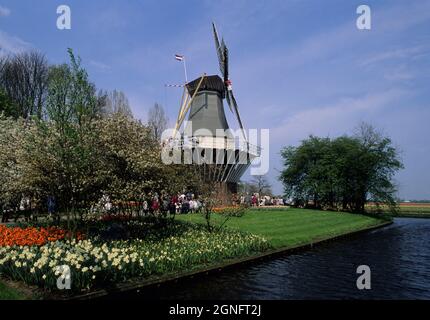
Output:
(178, 208), (388, 249)
(0, 280), (28, 300)
(1, 208), (388, 299)
(71, 208), (388, 299)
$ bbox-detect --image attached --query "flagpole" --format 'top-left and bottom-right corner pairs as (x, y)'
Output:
(183, 57), (188, 83)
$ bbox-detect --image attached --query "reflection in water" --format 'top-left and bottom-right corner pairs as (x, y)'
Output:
(111, 218), (430, 300)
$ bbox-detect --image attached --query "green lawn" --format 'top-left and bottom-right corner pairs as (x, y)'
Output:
(0, 281), (26, 300)
(177, 208), (387, 249)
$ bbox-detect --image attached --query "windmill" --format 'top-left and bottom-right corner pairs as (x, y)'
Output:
(169, 23), (260, 203)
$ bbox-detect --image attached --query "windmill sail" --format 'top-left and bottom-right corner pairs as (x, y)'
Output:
(227, 91), (247, 141)
(212, 23), (247, 141)
(212, 23), (225, 77)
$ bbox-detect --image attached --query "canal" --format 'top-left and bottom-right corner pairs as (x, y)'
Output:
(115, 218), (430, 299)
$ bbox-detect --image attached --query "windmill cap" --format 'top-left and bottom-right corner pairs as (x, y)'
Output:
(186, 75), (225, 98)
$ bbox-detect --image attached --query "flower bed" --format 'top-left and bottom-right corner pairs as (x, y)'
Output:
(0, 225), (83, 247)
(0, 221), (270, 292)
(213, 206), (247, 217)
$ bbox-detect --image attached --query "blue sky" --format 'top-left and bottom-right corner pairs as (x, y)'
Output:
(1, 0), (429, 199)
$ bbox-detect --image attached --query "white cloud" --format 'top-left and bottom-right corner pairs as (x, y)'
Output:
(384, 65), (415, 81)
(359, 46), (427, 67)
(89, 60), (111, 72)
(270, 89), (408, 146)
(374, 0), (430, 33)
(0, 30), (32, 57)
(0, 5), (10, 17)
(88, 7), (128, 31)
(234, 1), (430, 77)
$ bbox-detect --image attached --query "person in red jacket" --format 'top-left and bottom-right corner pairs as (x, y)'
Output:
(151, 196), (160, 214)
(251, 194), (257, 207)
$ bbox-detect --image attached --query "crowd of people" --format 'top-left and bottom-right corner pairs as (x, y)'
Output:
(98, 191), (203, 217)
(146, 192), (203, 215)
(239, 193), (286, 207)
(1, 191), (289, 223)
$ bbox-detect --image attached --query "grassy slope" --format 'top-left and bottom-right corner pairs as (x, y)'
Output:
(0, 208), (386, 299)
(0, 281), (26, 300)
(178, 208), (386, 249)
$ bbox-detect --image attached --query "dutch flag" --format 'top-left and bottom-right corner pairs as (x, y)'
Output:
(175, 54), (184, 61)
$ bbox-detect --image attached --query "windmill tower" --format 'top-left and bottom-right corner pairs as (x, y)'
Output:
(170, 23), (260, 203)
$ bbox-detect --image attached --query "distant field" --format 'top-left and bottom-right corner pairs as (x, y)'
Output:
(399, 202), (430, 207)
(367, 202), (430, 217)
(397, 205), (430, 216)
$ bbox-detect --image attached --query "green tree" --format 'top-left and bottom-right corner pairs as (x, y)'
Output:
(353, 123), (404, 211)
(251, 175), (273, 196)
(192, 165), (224, 232)
(0, 89), (18, 118)
(279, 124), (403, 213)
(0, 116), (28, 221)
(99, 89), (133, 118)
(280, 136), (332, 208)
(0, 48), (194, 224)
(96, 114), (163, 200)
(148, 103), (168, 141)
(0, 51), (48, 119)
(46, 49), (100, 123)
(22, 48), (105, 221)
